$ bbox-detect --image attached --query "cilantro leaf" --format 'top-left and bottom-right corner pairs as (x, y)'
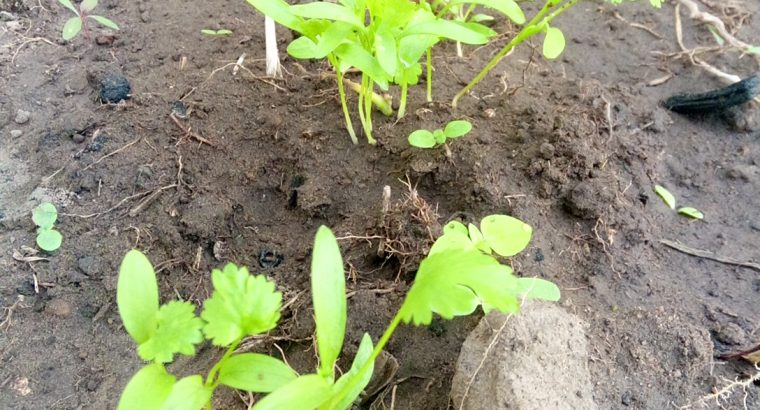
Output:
(137, 301), (204, 363)
(399, 248), (520, 325)
(201, 264), (282, 346)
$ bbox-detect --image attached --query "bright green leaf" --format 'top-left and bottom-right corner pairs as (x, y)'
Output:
(201, 29), (232, 36)
(201, 264), (282, 346)
(289, 3), (363, 29)
(443, 220), (468, 236)
(37, 229), (63, 252)
(480, 215), (532, 257)
(467, 223), (491, 254)
(137, 301), (204, 363)
(80, 0), (98, 13)
(160, 375), (212, 410)
(218, 353), (297, 393)
(443, 120), (472, 139)
(252, 375), (332, 410)
(118, 250), (159, 345)
(88, 15), (119, 31)
(654, 185), (676, 210)
(57, 0), (79, 15)
(433, 129), (446, 144)
(246, 0), (305, 32)
(325, 333), (374, 410)
(402, 19), (490, 45)
(315, 22), (354, 57)
(287, 36), (321, 59)
(62, 17), (82, 41)
(677, 207), (704, 220)
(707, 26), (724, 46)
(374, 26), (397, 77)
(514, 277), (561, 301)
(429, 230), (475, 255)
(334, 43), (390, 90)
(408, 129), (436, 148)
(117, 364), (175, 410)
(32, 202), (58, 229)
(399, 248), (520, 325)
(471, 14), (495, 23)
(448, 0), (525, 25)
(311, 226), (346, 379)
(747, 46), (760, 55)
(542, 26), (565, 60)
(649, 0), (662, 8)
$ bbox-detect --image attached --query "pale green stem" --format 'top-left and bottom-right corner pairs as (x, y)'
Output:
(363, 75), (376, 144)
(205, 338), (242, 388)
(452, 0), (577, 108)
(426, 48), (433, 102)
(398, 81), (409, 119)
(336, 69), (358, 145)
(342, 77), (393, 116)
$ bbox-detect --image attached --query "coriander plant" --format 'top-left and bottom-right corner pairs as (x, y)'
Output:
(408, 119), (472, 148)
(58, 0), (119, 41)
(32, 202), (63, 252)
(117, 215), (559, 409)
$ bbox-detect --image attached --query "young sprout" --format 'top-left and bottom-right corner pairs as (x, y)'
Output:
(58, 0), (119, 41)
(264, 16), (282, 78)
(201, 29), (233, 36)
(654, 184), (704, 220)
(408, 120), (472, 148)
(32, 202), (63, 252)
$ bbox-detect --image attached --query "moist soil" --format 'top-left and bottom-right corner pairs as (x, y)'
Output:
(2, 0), (760, 409)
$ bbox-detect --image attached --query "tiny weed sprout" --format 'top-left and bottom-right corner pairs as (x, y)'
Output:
(117, 216), (559, 408)
(408, 119), (472, 148)
(452, 0), (662, 108)
(32, 202), (63, 252)
(677, 207), (704, 220)
(654, 184), (704, 220)
(201, 29), (233, 36)
(58, 0), (119, 41)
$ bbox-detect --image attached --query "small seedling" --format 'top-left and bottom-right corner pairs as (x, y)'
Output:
(408, 120), (472, 148)
(654, 185), (704, 220)
(201, 29), (233, 36)
(58, 0), (119, 41)
(32, 202), (62, 252)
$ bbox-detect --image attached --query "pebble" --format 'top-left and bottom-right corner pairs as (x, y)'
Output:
(10, 129), (22, 138)
(77, 256), (102, 276)
(751, 221), (760, 232)
(72, 133), (85, 143)
(99, 73), (131, 103)
(714, 322), (745, 346)
(95, 35), (115, 46)
(46, 298), (73, 318)
(14, 109), (30, 124)
(539, 142), (555, 159)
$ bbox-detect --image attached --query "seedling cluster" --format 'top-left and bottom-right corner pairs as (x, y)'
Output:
(58, 0), (119, 41)
(117, 216), (559, 409)
(654, 184), (704, 220)
(32, 202), (63, 252)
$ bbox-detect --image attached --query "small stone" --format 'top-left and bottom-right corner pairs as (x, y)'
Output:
(95, 35), (115, 46)
(751, 221), (760, 232)
(482, 108), (496, 119)
(46, 298), (73, 318)
(72, 133), (85, 143)
(99, 73), (131, 103)
(539, 142), (555, 159)
(14, 109), (30, 124)
(10, 129), (22, 138)
(714, 322), (745, 345)
(77, 256), (102, 277)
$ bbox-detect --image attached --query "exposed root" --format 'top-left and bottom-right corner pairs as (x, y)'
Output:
(679, 365), (760, 409)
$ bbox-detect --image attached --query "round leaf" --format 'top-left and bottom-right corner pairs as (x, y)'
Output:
(480, 215), (532, 257)
(408, 129), (436, 148)
(542, 26), (565, 60)
(117, 364), (175, 410)
(37, 229), (62, 252)
(677, 207), (704, 220)
(62, 17), (82, 40)
(443, 220), (468, 236)
(218, 353), (297, 392)
(443, 120), (472, 139)
(32, 202), (58, 229)
(118, 250), (159, 344)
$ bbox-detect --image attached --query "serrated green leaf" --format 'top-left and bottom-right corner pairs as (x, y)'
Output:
(448, 0), (525, 25)
(57, 0), (79, 15)
(399, 248), (520, 325)
(252, 374), (332, 410)
(408, 129), (436, 148)
(323, 333), (374, 410)
(118, 250), (159, 345)
(137, 301), (204, 363)
(542, 26), (565, 60)
(654, 184), (676, 210)
(514, 277), (561, 301)
(88, 15), (119, 31)
(36, 229), (62, 252)
(401, 19), (490, 45)
(218, 353), (297, 392)
(311, 226), (346, 379)
(62, 16), (82, 41)
(246, 0), (305, 32)
(289, 2), (363, 29)
(443, 220), (468, 236)
(677, 207), (704, 220)
(160, 375), (212, 410)
(443, 120), (472, 139)
(32, 202), (58, 229)
(80, 0), (98, 13)
(201, 264), (282, 346)
(480, 215), (532, 257)
(117, 364), (175, 410)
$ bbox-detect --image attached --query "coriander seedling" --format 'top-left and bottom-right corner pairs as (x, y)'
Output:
(408, 119), (472, 148)
(58, 0), (119, 41)
(32, 202), (63, 252)
(201, 29), (233, 36)
(653, 184), (704, 220)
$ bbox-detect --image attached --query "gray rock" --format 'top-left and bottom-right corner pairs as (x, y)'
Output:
(10, 129), (22, 138)
(451, 301), (597, 410)
(14, 109), (30, 124)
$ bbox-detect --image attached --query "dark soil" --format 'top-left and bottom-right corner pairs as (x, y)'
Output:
(1, 0), (759, 409)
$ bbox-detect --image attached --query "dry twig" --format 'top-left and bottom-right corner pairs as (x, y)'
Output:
(660, 239), (760, 272)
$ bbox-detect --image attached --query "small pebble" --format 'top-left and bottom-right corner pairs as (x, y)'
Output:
(751, 221), (760, 232)
(47, 298), (73, 318)
(539, 142), (556, 159)
(95, 35), (115, 46)
(10, 129), (22, 138)
(99, 73), (131, 103)
(482, 108), (495, 118)
(14, 109), (30, 124)
(72, 133), (85, 143)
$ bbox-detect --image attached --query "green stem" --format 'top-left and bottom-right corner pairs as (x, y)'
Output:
(363, 76), (376, 144)
(452, 0), (577, 108)
(328, 310), (404, 409)
(426, 48), (433, 102)
(335, 68), (358, 145)
(398, 81), (408, 119)
(341, 77), (393, 116)
(205, 338), (242, 388)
